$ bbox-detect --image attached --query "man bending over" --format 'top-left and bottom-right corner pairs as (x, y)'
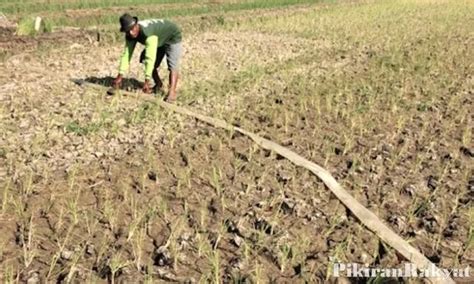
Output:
(113, 13), (182, 102)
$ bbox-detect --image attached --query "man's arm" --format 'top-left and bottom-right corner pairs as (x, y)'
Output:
(143, 35), (158, 80)
(118, 39), (137, 75)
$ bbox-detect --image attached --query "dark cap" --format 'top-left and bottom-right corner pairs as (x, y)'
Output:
(119, 13), (138, 32)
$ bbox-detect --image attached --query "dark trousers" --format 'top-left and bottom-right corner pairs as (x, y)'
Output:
(139, 45), (166, 69)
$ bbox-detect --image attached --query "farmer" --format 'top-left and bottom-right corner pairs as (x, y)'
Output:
(112, 13), (182, 102)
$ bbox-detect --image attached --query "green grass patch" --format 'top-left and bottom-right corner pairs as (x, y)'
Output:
(0, 148), (6, 159)
(16, 16), (52, 36)
(4, 0), (326, 29)
(0, 0), (195, 15)
(65, 121), (103, 136)
(126, 102), (162, 125)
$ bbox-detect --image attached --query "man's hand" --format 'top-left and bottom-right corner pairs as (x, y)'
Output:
(142, 79), (152, 94)
(113, 74), (123, 89)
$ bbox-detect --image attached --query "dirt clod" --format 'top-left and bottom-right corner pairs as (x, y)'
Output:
(61, 249), (74, 260)
(154, 246), (172, 267)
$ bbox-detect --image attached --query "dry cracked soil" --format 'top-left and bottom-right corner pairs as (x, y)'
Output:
(0, 2), (473, 283)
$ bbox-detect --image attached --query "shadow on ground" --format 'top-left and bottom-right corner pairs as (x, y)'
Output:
(72, 76), (166, 97)
(83, 76), (143, 91)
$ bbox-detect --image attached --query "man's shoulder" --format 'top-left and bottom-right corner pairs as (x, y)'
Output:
(138, 19), (167, 27)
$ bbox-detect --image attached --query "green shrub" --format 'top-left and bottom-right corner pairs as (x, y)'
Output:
(16, 16), (51, 36)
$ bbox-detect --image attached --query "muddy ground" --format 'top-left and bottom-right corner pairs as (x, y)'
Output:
(0, 1), (473, 283)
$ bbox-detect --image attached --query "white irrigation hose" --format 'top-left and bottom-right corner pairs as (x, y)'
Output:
(79, 81), (455, 284)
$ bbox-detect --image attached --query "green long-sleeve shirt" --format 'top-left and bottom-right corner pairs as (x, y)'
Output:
(118, 19), (182, 80)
